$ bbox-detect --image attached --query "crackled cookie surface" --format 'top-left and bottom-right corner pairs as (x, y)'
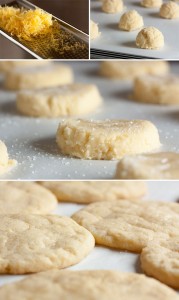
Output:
(0, 140), (16, 175)
(136, 27), (164, 49)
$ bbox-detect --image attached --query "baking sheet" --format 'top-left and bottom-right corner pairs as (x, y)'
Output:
(0, 181), (178, 295)
(90, 0), (179, 59)
(0, 61), (179, 180)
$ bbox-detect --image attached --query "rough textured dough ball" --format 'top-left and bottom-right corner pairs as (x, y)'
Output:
(56, 119), (161, 160)
(102, 0), (123, 13)
(0, 61), (50, 72)
(160, 1), (179, 19)
(136, 27), (164, 49)
(0, 140), (16, 175)
(119, 10), (144, 31)
(141, 0), (162, 7)
(90, 20), (100, 40)
(134, 74), (179, 104)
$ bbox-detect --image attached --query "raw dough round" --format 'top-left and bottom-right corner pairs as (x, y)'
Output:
(90, 20), (100, 40)
(102, 0), (123, 13)
(72, 200), (179, 252)
(0, 61), (50, 72)
(56, 119), (161, 160)
(0, 214), (94, 274)
(115, 152), (179, 179)
(99, 61), (169, 79)
(141, 0), (162, 7)
(0, 140), (16, 175)
(136, 27), (164, 49)
(0, 182), (58, 214)
(119, 10), (144, 31)
(134, 74), (179, 104)
(16, 84), (102, 117)
(0, 270), (178, 300)
(40, 181), (147, 203)
(4, 64), (73, 90)
(160, 1), (179, 19)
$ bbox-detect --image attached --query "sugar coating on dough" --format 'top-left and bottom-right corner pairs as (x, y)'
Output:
(4, 64), (73, 90)
(102, 0), (123, 13)
(90, 20), (101, 40)
(56, 119), (161, 160)
(0, 270), (178, 300)
(0, 214), (94, 274)
(119, 10), (144, 31)
(40, 181), (147, 203)
(134, 74), (179, 104)
(100, 61), (169, 79)
(72, 200), (179, 252)
(16, 84), (102, 117)
(115, 152), (179, 179)
(160, 1), (179, 19)
(141, 0), (162, 7)
(0, 140), (16, 175)
(136, 27), (164, 49)
(141, 238), (179, 288)
(0, 182), (58, 214)
(0, 61), (50, 72)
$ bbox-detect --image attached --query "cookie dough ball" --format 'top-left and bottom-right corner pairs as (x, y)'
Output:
(160, 1), (179, 19)
(0, 61), (50, 72)
(0, 140), (16, 175)
(141, 0), (162, 7)
(90, 20), (100, 40)
(115, 152), (179, 179)
(136, 27), (164, 50)
(100, 61), (169, 79)
(119, 10), (144, 31)
(56, 119), (161, 160)
(134, 74), (179, 104)
(16, 84), (102, 118)
(102, 0), (123, 13)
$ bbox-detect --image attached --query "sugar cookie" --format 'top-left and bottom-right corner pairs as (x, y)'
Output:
(141, 0), (162, 7)
(0, 214), (94, 274)
(119, 10), (144, 31)
(0, 140), (16, 175)
(4, 64), (73, 90)
(90, 20), (101, 40)
(0, 270), (178, 300)
(40, 181), (147, 203)
(0, 61), (50, 72)
(115, 152), (179, 179)
(102, 0), (123, 13)
(56, 119), (161, 160)
(100, 61), (169, 79)
(0, 182), (57, 214)
(160, 1), (179, 19)
(72, 200), (179, 252)
(136, 27), (164, 49)
(16, 84), (102, 117)
(134, 74), (179, 104)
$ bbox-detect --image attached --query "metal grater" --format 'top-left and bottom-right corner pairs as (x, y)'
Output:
(0, 0), (89, 59)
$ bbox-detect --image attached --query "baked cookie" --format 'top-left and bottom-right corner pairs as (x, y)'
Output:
(0, 140), (16, 175)
(0, 270), (178, 300)
(0, 214), (94, 274)
(160, 1), (179, 19)
(56, 119), (161, 160)
(141, 0), (162, 7)
(90, 20), (101, 40)
(40, 181), (147, 203)
(99, 61), (169, 79)
(72, 200), (179, 252)
(0, 182), (57, 214)
(16, 84), (102, 117)
(133, 74), (179, 104)
(115, 152), (179, 179)
(102, 0), (123, 13)
(119, 10), (144, 31)
(0, 61), (50, 72)
(136, 27), (164, 49)
(4, 64), (73, 90)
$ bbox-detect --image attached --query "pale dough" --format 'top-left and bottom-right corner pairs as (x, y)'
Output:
(72, 200), (179, 252)
(160, 1), (179, 19)
(40, 181), (147, 203)
(115, 152), (179, 179)
(136, 27), (164, 49)
(0, 140), (16, 175)
(90, 20), (101, 40)
(56, 119), (161, 160)
(0, 61), (50, 72)
(0, 214), (94, 274)
(102, 0), (123, 13)
(99, 61), (169, 79)
(119, 10), (144, 31)
(141, 0), (162, 7)
(0, 182), (58, 214)
(134, 74), (179, 104)
(0, 270), (178, 300)
(4, 64), (73, 90)
(16, 84), (102, 117)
